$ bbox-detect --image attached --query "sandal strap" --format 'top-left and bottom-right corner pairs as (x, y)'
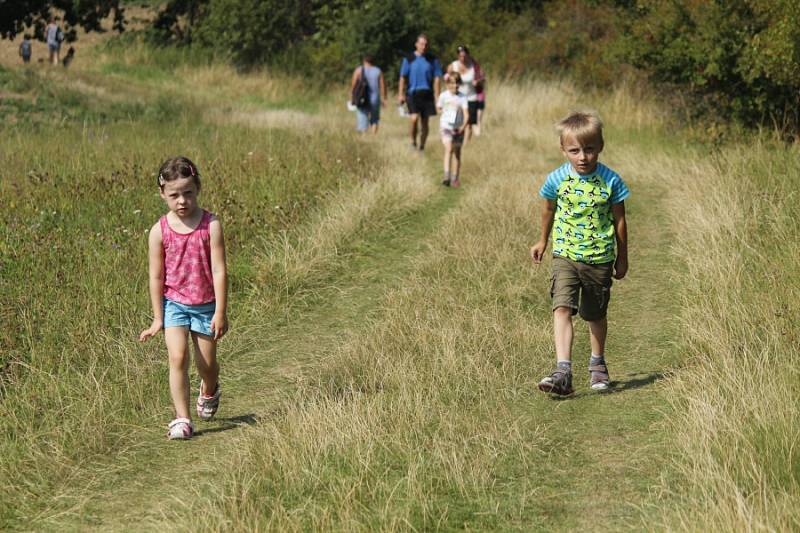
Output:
(588, 364), (608, 373)
(169, 417), (193, 429)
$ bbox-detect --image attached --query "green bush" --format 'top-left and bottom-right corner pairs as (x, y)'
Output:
(193, 0), (303, 67)
(622, 0), (800, 133)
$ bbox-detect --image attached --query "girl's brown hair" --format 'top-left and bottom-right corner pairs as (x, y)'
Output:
(157, 156), (200, 189)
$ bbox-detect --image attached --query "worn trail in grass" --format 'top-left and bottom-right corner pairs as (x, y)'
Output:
(47, 120), (463, 529)
(35, 78), (683, 530)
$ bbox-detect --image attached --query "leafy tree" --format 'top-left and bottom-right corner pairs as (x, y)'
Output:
(622, 0), (800, 132)
(148, 0), (207, 44)
(0, 0), (125, 41)
(192, 0), (304, 66)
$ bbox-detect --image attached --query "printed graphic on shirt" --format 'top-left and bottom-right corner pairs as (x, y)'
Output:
(437, 91), (467, 129)
(539, 163), (629, 264)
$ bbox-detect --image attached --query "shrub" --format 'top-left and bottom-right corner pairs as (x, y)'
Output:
(622, 0), (800, 134)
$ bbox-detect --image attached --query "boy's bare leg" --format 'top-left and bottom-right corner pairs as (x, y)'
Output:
(442, 142), (452, 176)
(588, 317), (608, 356)
(554, 306), (574, 361)
(192, 332), (219, 396)
(452, 146), (461, 178)
(165, 327), (191, 419)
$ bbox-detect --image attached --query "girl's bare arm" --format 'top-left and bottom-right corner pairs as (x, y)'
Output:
(209, 218), (229, 340)
(139, 222), (165, 341)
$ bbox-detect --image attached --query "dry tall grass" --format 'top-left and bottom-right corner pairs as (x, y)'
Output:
(170, 80), (674, 530)
(661, 140), (800, 530)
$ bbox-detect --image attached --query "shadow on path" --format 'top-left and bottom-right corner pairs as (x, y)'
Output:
(608, 371), (666, 394)
(194, 413), (258, 437)
(546, 371), (666, 401)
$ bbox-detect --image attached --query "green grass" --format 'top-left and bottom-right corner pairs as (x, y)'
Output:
(3, 43), (800, 531)
(0, 61), (384, 527)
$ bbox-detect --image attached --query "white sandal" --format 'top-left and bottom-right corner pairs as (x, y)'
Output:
(167, 418), (194, 440)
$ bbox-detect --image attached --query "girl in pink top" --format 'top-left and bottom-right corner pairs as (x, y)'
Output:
(139, 156), (228, 440)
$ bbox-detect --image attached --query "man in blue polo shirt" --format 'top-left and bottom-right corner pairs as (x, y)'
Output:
(398, 34), (442, 152)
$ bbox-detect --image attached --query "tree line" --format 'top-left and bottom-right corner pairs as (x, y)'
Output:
(5, 0), (799, 135)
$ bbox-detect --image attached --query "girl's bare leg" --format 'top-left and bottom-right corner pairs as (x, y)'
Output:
(452, 144), (462, 178)
(192, 332), (219, 395)
(475, 110), (482, 135)
(443, 141), (452, 176)
(165, 327), (191, 419)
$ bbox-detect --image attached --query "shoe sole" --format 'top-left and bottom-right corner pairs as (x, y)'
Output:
(538, 381), (574, 395)
(590, 382), (610, 391)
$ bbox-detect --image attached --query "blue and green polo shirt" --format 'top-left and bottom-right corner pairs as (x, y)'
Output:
(539, 162), (630, 264)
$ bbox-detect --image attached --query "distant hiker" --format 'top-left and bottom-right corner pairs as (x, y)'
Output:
(437, 72), (469, 187)
(46, 17), (63, 66)
(19, 34), (32, 64)
(475, 83), (486, 136)
(139, 157), (228, 440)
(398, 34), (442, 152)
(350, 54), (386, 134)
(530, 110), (630, 395)
(447, 45), (484, 141)
(62, 46), (75, 68)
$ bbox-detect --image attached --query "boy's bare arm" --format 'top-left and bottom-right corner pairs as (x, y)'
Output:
(530, 199), (556, 263)
(612, 201), (628, 279)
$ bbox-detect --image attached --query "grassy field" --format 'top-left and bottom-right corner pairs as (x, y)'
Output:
(2, 34), (799, 531)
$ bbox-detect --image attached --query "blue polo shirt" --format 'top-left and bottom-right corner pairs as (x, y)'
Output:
(400, 53), (443, 94)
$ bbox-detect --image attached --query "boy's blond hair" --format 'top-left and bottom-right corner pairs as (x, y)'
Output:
(556, 110), (604, 146)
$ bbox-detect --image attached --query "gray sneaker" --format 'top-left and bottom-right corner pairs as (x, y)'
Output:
(538, 367), (574, 395)
(589, 362), (610, 390)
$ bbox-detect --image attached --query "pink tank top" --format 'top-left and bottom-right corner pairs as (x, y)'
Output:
(161, 210), (216, 305)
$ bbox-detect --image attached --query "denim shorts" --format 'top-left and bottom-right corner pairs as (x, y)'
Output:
(163, 297), (216, 337)
(356, 102), (380, 130)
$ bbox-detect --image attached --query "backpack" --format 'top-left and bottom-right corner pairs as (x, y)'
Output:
(351, 66), (370, 108)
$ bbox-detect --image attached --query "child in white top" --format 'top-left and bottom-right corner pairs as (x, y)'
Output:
(436, 73), (469, 187)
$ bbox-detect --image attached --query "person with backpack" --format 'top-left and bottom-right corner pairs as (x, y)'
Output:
(398, 34), (443, 153)
(350, 55), (386, 134)
(46, 17), (64, 66)
(19, 34), (32, 64)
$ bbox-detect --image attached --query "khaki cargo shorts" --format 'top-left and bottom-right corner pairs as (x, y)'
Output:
(550, 256), (614, 321)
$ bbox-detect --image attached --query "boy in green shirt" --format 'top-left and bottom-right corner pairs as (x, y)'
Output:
(530, 110), (630, 395)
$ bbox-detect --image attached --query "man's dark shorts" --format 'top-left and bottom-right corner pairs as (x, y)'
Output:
(467, 101), (480, 125)
(550, 256), (614, 321)
(407, 90), (436, 118)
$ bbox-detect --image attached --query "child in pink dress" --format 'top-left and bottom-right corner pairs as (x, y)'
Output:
(139, 156), (228, 440)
